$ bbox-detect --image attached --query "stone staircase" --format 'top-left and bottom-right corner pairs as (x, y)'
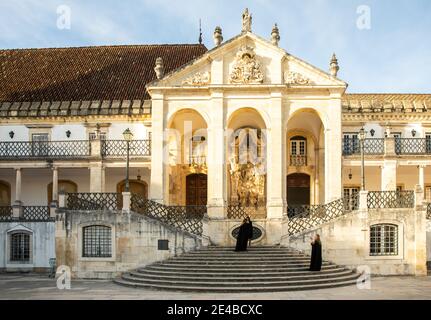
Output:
(115, 246), (360, 292)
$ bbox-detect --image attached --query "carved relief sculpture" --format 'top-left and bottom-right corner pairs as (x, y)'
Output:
(229, 45), (264, 84)
(182, 71), (211, 86)
(241, 8), (252, 33)
(285, 71), (312, 85)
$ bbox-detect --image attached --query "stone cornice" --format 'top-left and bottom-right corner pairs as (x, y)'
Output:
(342, 112), (431, 122)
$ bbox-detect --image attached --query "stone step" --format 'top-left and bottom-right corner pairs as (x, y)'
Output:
(156, 261), (331, 267)
(127, 269), (355, 282)
(114, 277), (360, 292)
(121, 273), (359, 287)
(115, 246), (359, 292)
(137, 266), (349, 277)
(145, 264), (339, 272)
(177, 255), (310, 261)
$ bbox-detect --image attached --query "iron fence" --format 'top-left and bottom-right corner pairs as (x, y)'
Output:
(130, 193), (205, 235)
(0, 206), (13, 221)
(67, 193), (122, 211)
(395, 138), (431, 155)
(367, 190), (414, 209)
(342, 138), (384, 156)
(227, 203), (267, 220)
(0, 140), (90, 159)
(287, 199), (344, 236)
(427, 203), (431, 220)
(102, 140), (151, 157)
(22, 206), (51, 221)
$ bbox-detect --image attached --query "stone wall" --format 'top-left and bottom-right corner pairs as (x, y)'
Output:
(287, 208), (427, 275)
(0, 221), (55, 272)
(55, 210), (202, 279)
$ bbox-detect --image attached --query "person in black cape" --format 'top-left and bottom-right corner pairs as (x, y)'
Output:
(235, 217), (253, 251)
(309, 234), (322, 271)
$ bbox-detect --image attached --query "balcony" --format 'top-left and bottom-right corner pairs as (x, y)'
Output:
(343, 137), (431, 156)
(0, 139), (151, 160)
(289, 154), (307, 166)
(342, 138), (384, 156)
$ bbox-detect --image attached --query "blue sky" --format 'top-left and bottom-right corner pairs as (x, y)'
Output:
(0, 0), (430, 93)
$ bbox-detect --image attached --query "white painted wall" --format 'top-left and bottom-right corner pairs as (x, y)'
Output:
(108, 123), (149, 140)
(0, 125), (29, 141)
(0, 222), (55, 271)
(51, 124), (86, 140)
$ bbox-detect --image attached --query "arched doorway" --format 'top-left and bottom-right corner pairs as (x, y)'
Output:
(186, 173), (207, 206)
(47, 180), (77, 204)
(117, 179), (148, 199)
(287, 173), (310, 205)
(0, 180), (11, 206)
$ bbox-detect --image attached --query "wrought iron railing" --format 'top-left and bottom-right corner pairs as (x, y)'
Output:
(287, 199), (345, 236)
(0, 140), (91, 159)
(130, 193), (205, 235)
(227, 205), (267, 219)
(22, 206), (51, 221)
(66, 193), (122, 211)
(427, 203), (431, 220)
(367, 190), (414, 209)
(101, 140), (151, 157)
(395, 138), (431, 155)
(0, 206), (13, 221)
(289, 155), (307, 166)
(342, 138), (384, 156)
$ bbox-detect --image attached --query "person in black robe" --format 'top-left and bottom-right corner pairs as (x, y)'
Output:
(309, 234), (322, 271)
(235, 218), (252, 251)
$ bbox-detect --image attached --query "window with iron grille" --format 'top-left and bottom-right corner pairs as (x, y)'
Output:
(10, 232), (31, 262)
(82, 225), (112, 258)
(370, 224), (398, 256)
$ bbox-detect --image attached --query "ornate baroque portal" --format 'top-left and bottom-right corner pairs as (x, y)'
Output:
(228, 128), (266, 218)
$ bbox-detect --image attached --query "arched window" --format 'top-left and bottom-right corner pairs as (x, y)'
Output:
(82, 225), (112, 258)
(189, 135), (206, 164)
(10, 232), (31, 262)
(370, 224), (398, 256)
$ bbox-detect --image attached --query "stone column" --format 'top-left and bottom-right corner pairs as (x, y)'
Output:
(384, 136), (396, 156)
(150, 92), (167, 203)
(89, 163), (105, 192)
(266, 91), (285, 219)
(122, 192), (131, 213)
(207, 90), (226, 219)
(381, 161), (397, 191)
(324, 96), (343, 202)
(52, 167), (59, 205)
(14, 168), (22, 205)
(418, 165), (425, 194)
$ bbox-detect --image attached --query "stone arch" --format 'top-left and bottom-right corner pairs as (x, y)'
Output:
(167, 108), (208, 205)
(285, 107), (327, 131)
(227, 107), (269, 130)
(116, 179), (148, 199)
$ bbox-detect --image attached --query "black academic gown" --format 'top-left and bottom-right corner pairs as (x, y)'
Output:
(309, 240), (322, 271)
(235, 222), (251, 251)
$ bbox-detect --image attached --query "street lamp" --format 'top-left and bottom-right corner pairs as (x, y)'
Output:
(358, 127), (366, 191)
(122, 128), (134, 192)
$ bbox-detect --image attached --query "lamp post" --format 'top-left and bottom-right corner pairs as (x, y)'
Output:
(359, 127), (366, 191)
(122, 128), (134, 192)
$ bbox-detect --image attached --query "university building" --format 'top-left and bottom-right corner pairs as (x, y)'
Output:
(0, 10), (429, 287)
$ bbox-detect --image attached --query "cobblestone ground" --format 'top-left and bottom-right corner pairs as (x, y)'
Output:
(0, 274), (430, 300)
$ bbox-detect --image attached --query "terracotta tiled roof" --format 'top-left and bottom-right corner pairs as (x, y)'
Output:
(342, 93), (431, 113)
(0, 44), (207, 102)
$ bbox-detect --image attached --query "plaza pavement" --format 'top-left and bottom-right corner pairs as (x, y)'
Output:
(0, 273), (430, 300)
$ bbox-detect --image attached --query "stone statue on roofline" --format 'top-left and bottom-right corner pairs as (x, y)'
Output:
(242, 8), (252, 33)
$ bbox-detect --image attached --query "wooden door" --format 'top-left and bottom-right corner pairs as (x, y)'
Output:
(186, 174), (207, 206)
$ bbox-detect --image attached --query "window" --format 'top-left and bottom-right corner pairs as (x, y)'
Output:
(343, 133), (359, 155)
(392, 132), (401, 154)
(189, 135), (206, 164)
(10, 232), (31, 262)
(82, 225), (112, 258)
(89, 132), (106, 140)
(31, 133), (49, 156)
(370, 224), (398, 256)
(343, 187), (359, 211)
(290, 136), (307, 166)
(426, 133), (431, 153)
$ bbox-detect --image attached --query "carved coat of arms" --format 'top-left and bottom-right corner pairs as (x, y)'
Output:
(229, 45), (264, 84)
